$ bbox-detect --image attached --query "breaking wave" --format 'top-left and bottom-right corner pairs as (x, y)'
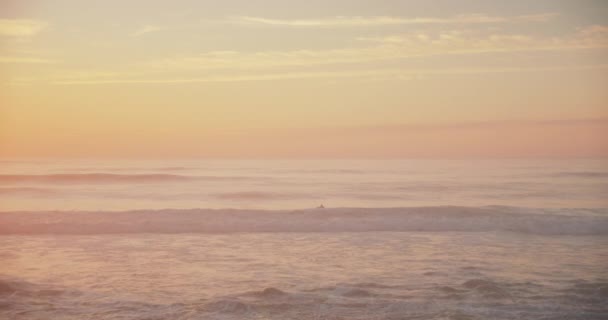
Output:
(2, 276), (607, 320)
(1, 206), (606, 235)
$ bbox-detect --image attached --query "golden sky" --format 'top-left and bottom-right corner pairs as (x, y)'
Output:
(1, 0), (607, 158)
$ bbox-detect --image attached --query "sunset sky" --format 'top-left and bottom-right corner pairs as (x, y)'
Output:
(0, 0), (607, 158)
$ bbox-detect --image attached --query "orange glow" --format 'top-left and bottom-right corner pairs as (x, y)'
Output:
(0, 1), (607, 158)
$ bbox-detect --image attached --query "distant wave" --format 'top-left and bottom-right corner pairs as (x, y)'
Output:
(155, 166), (192, 171)
(553, 171), (608, 178)
(0, 206), (606, 235)
(278, 169), (367, 174)
(0, 173), (259, 184)
(214, 191), (316, 200)
(63, 166), (194, 172)
(0, 187), (59, 196)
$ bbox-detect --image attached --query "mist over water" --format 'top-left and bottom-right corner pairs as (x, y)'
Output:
(1, 159), (607, 319)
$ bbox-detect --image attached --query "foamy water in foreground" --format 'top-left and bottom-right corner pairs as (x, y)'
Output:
(1, 159), (607, 319)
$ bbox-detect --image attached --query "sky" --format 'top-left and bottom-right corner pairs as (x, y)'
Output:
(0, 0), (607, 158)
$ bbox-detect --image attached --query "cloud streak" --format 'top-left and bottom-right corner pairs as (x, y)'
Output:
(50, 64), (608, 85)
(9, 23), (608, 85)
(0, 56), (55, 64)
(229, 13), (558, 27)
(0, 19), (47, 37)
(131, 25), (608, 72)
(131, 25), (163, 37)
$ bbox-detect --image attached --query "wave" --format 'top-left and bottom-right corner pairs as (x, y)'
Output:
(553, 171), (608, 178)
(152, 279), (608, 318)
(0, 277), (65, 298)
(0, 206), (606, 235)
(214, 191), (316, 200)
(0, 187), (60, 196)
(0, 173), (260, 184)
(0, 188), (312, 201)
(1, 274), (607, 320)
(63, 166), (195, 172)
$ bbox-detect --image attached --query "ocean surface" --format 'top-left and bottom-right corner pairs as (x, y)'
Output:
(0, 159), (607, 319)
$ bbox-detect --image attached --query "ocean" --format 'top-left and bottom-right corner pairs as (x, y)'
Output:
(0, 159), (607, 319)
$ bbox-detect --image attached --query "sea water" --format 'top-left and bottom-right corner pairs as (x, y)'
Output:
(1, 159), (607, 319)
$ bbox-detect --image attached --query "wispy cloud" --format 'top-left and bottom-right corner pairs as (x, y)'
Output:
(49, 64), (608, 85)
(356, 25), (608, 54)
(131, 25), (163, 37)
(0, 56), (55, 64)
(228, 13), (557, 27)
(12, 24), (608, 85)
(358, 24), (608, 46)
(132, 25), (608, 72)
(0, 19), (47, 37)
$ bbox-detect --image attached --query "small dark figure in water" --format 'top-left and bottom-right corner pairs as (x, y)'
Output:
(317, 204), (325, 209)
